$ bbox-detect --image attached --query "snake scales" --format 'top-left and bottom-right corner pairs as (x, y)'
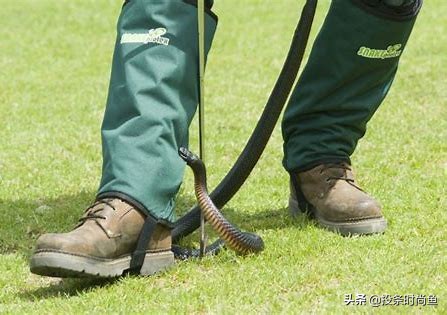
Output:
(172, 147), (264, 258)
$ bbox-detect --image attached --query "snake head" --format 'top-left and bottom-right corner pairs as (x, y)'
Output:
(178, 147), (199, 165)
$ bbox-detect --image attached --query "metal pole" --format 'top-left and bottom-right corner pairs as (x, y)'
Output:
(197, 0), (207, 258)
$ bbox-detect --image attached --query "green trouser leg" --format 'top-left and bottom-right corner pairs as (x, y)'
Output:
(97, 0), (217, 223)
(282, 0), (422, 172)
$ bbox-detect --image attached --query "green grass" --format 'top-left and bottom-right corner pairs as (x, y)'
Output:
(0, 0), (445, 313)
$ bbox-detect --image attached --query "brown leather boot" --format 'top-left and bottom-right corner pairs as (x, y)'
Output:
(289, 163), (387, 236)
(30, 198), (174, 278)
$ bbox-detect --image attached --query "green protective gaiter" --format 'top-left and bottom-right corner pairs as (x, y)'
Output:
(98, 0), (217, 223)
(282, 0), (422, 172)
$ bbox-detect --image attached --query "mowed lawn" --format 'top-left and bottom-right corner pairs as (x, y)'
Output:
(0, 0), (445, 313)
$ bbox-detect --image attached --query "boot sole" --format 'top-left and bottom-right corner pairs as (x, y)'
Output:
(289, 195), (387, 236)
(30, 250), (174, 278)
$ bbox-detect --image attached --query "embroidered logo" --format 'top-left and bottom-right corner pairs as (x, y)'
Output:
(357, 44), (403, 59)
(121, 28), (170, 46)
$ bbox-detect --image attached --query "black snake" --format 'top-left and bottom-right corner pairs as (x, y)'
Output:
(171, 0), (318, 246)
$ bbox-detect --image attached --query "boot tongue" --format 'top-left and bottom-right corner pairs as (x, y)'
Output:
(93, 206), (122, 238)
(323, 163), (365, 192)
(339, 163), (355, 181)
(322, 163), (350, 178)
(76, 200), (121, 238)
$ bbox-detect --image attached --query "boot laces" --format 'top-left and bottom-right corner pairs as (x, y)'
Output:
(321, 163), (364, 192)
(78, 199), (116, 223)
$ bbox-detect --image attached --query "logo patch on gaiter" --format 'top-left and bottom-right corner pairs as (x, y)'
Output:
(121, 28), (170, 46)
(357, 44), (403, 59)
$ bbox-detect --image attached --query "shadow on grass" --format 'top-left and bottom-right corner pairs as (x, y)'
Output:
(0, 191), (97, 256)
(19, 277), (119, 301)
(220, 206), (304, 231)
(166, 205), (311, 250)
